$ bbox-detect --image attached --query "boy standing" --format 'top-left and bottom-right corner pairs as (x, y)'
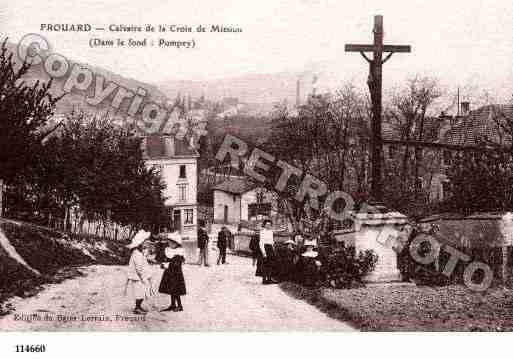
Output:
(217, 226), (228, 265)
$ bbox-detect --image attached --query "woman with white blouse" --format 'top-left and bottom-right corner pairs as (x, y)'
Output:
(255, 219), (277, 284)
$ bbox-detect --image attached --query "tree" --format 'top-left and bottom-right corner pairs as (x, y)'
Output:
(31, 111), (167, 235)
(262, 85), (370, 232)
(383, 75), (443, 208)
(0, 39), (61, 186)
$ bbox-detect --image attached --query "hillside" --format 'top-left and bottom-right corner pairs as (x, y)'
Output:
(0, 218), (128, 314)
(4, 41), (169, 118)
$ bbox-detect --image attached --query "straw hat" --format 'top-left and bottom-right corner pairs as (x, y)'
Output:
(127, 230), (151, 249)
(165, 246), (184, 259)
(165, 231), (182, 247)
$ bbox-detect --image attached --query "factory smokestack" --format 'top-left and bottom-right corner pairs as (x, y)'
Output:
(296, 79), (300, 107)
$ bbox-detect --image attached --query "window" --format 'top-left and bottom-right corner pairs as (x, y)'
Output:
(178, 184), (188, 202)
(443, 150), (453, 165)
(184, 209), (194, 224)
(179, 165), (186, 178)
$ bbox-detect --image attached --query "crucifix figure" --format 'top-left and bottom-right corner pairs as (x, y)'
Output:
(345, 15), (411, 203)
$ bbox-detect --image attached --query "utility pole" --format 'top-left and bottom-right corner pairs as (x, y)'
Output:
(345, 15), (411, 202)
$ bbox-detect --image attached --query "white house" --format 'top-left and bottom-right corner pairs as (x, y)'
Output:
(142, 135), (199, 239)
(213, 178), (277, 226)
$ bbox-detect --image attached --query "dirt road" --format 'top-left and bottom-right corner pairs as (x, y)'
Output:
(0, 255), (354, 331)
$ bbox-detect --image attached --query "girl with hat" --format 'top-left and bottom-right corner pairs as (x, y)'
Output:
(276, 239), (298, 282)
(158, 232), (187, 312)
(125, 230), (154, 314)
(296, 239), (322, 287)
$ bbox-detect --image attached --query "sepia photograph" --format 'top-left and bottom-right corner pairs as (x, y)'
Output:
(1, 1), (513, 353)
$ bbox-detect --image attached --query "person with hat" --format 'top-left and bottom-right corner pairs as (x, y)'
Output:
(295, 238), (322, 287)
(158, 232), (187, 312)
(125, 230), (154, 314)
(276, 239), (298, 282)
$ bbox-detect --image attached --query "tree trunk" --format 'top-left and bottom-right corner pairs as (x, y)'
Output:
(502, 245), (508, 285)
(0, 179), (4, 218)
(64, 206), (69, 232)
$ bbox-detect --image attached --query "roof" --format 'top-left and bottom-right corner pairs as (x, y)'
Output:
(417, 211), (513, 248)
(440, 104), (513, 147)
(213, 178), (258, 195)
(143, 135), (199, 159)
(382, 104), (513, 149)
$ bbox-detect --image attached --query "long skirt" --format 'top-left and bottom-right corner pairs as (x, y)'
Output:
(255, 244), (275, 278)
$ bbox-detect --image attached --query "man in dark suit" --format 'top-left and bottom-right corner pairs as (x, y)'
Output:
(217, 226), (228, 265)
(197, 220), (210, 266)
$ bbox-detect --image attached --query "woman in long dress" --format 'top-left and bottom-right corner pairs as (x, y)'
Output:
(158, 232), (187, 312)
(255, 219), (276, 284)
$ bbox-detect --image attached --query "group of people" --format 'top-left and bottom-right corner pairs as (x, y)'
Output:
(251, 219), (323, 286)
(124, 220), (235, 314)
(197, 220), (233, 266)
(125, 229), (186, 314)
(124, 218), (322, 314)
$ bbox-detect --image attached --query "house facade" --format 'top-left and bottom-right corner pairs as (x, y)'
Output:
(212, 178), (277, 225)
(142, 135), (199, 239)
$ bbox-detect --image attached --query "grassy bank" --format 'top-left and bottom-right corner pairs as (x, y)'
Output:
(280, 281), (513, 331)
(0, 218), (128, 314)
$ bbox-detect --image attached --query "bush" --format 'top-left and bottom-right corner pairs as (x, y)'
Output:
(397, 230), (449, 286)
(320, 246), (378, 289)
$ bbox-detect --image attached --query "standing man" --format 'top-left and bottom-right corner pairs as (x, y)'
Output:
(217, 226), (228, 265)
(197, 219), (210, 266)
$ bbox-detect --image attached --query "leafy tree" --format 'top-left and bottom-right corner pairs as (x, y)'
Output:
(261, 85), (370, 232)
(32, 111), (167, 234)
(0, 39), (61, 186)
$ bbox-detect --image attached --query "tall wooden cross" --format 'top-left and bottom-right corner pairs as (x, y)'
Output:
(345, 15), (411, 203)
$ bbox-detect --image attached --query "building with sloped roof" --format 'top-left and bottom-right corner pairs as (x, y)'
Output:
(212, 177), (278, 227)
(142, 135), (199, 238)
(382, 103), (513, 203)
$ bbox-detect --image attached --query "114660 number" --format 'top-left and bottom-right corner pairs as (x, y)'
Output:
(15, 345), (46, 353)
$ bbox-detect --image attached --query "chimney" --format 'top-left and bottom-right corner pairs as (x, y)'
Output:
(296, 79), (300, 107)
(164, 136), (175, 157)
(460, 101), (470, 115)
(311, 75), (318, 96)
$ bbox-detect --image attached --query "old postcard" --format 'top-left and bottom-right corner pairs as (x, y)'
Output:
(1, 0), (513, 351)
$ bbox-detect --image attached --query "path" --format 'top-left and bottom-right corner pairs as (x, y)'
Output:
(0, 254), (355, 331)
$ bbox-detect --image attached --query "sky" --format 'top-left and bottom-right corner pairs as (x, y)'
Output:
(1, 0), (512, 103)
